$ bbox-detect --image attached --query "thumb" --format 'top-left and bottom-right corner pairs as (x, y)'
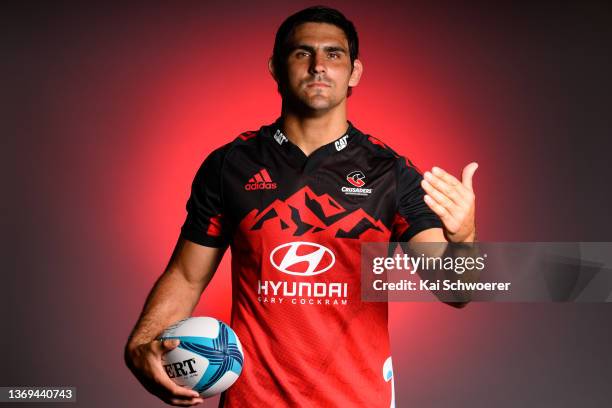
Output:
(160, 338), (180, 352)
(462, 162), (479, 191)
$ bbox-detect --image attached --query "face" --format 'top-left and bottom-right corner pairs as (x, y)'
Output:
(272, 22), (362, 112)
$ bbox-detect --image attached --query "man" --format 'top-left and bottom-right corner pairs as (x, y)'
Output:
(125, 6), (477, 407)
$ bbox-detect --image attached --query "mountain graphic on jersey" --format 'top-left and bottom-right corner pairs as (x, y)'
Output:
(242, 186), (389, 239)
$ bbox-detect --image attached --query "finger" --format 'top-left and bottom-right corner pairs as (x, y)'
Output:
(152, 364), (200, 400)
(161, 338), (181, 351)
(431, 166), (472, 199)
(423, 171), (467, 206)
(423, 194), (458, 227)
(169, 396), (204, 406)
(421, 179), (457, 212)
(423, 193), (461, 231)
(147, 339), (201, 401)
(139, 375), (200, 407)
(424, 195), (462, 235)
(461, 162), (479, 191)
(150, 339), (180, 357)
(431, 166), (462, 188)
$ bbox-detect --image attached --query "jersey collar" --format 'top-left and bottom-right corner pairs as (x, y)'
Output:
(266, 117), (360, 173)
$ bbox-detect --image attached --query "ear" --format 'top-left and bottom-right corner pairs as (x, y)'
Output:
(268, 58), (278, 82)
(348, 59), (363, 87)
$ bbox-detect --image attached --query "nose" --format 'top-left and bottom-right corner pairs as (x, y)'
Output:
(309, 50), (326, 75)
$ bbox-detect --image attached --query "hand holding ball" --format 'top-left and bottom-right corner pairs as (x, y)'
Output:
(159, 317), (244, 398)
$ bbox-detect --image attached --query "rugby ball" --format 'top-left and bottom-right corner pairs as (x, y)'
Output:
(158, 316), (244, 397)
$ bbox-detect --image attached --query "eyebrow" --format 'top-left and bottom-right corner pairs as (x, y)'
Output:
(290, 44), (348, 54)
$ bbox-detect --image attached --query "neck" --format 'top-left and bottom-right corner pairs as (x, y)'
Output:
(279, 102), (349, 156)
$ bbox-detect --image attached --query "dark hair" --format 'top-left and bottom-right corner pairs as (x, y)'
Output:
(272, 6), (359, 95)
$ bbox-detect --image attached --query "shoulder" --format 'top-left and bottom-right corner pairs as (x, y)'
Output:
(360, 133), (399, 158)
(200, 124), (270, 165)
(352, 125), (421, 173)
(352, 122), (399, 159)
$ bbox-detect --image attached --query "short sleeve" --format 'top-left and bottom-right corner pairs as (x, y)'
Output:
(391, 156), (443, 242)
(180, 147), (230, 248)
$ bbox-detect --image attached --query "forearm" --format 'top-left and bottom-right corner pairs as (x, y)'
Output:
(126, 267), (203, 352)
(410, 239), (480, 306)
(435, 243), (481, 305)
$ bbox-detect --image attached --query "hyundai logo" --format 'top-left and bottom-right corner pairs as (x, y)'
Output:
(270, 242), (335, 276)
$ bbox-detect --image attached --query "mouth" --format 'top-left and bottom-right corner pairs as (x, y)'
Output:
(306, 82), (331, 88)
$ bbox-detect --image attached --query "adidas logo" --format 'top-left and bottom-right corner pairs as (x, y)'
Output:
(245, 168), (277, 191)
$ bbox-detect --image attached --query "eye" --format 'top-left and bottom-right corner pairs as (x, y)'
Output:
(328, 52), (339, 59)
(295, 51), (310, 58)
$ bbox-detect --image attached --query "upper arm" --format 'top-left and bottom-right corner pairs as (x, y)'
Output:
(410, 227), (446, 243)
(168, 237), (226, 289)
(174, 146), (231, 288)
(180, 146), (232, 248)
(391, 157), (444, 242)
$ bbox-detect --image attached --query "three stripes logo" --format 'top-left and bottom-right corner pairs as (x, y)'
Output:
(245, 168), (277, 190)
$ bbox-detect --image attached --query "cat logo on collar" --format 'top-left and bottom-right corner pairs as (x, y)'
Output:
(273, 129), (288, 145)
(334, 135), (349, 151)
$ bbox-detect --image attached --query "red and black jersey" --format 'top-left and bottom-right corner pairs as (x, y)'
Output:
(180, 118), (442, 407)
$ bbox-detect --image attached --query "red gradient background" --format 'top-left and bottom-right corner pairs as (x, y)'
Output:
(4, 1), (611, 407)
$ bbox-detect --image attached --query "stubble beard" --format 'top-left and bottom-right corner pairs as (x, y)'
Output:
(291, 78), (340, 114)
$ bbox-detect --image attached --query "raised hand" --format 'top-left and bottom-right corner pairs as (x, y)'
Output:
(421, 163), (478, 243)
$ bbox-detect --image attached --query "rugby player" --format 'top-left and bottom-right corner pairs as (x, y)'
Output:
(125, 6), (477, 407)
